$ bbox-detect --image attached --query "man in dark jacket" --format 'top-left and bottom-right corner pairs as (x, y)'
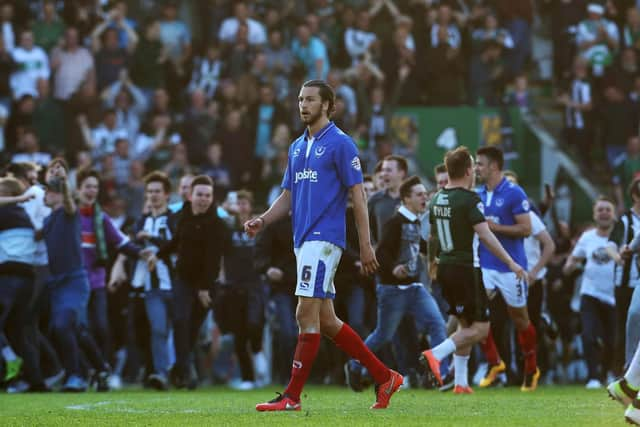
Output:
(157, 175), (230, 388)
(349, 176), (448, 380)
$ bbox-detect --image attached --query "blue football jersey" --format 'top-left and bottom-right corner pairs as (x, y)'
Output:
(282, 122), (363, 249)
(477, 177), (530, 272)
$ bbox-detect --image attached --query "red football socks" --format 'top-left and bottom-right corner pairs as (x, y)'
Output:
(332, 323), (390, 384)
(284, 333), (321, 401)
(480, 327), (501, 366)
(517, 323), (538, 374)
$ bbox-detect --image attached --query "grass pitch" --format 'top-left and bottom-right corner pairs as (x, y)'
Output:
(0, 385), (625, 426)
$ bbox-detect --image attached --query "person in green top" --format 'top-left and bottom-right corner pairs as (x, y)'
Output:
(419, 145), (527, 394)
(32, 1), (65, 53)
(614, 136), (640, 213)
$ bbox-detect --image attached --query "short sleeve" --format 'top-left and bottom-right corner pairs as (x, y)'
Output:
(510, 186), (530, 216)
(335, 138), (363, 188)
(530, 212), (546, 236)
(468, 193), (486, 226)
(571, 234), (588, 258)
(281, 149), (293, 190)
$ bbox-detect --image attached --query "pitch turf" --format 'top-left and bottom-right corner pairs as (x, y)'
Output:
(0, 385), (625, 426)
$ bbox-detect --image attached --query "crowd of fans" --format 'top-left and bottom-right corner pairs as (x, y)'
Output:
(0, 0), (637, 395)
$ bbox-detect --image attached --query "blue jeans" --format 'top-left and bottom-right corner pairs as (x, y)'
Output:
(144, 289), (174, 377)
(270, 291), (297, 383)
(364, 284), (448, 375)
(89, 288), (111, 362)
(47, 269), (90, 376)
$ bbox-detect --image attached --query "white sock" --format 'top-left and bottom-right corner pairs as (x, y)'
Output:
(432, 338), (457, 361)
(1, 346), (17, 361)
(625, 343), (640, 389)
(454, 354), (470, 387)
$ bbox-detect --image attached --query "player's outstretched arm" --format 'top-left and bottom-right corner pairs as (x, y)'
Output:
(350, 183), (379, 275)
(244, 190), (291, 237)
(474, 221), (526, 282)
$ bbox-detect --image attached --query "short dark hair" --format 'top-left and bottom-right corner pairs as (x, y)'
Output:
(477, 146), (504, 171)
(190, 174), (214, 190)
(47, 157), (69, 173)
(399, 175), (422, 200)
(302, 80), (335, 117)
(363, 174), (373, 183)
(6, 163), (29, 182)
(374, 160), (384, 174)
(445, 146), (473, 180)
(76, 167), (101, 187)
(383, 155), (408, 175)
(434, 163), (447, 175)
(236, 189), (254, 204)
(144, 171), (171, 194)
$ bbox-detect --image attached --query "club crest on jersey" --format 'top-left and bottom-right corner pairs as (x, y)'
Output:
(496, 198), (504, 207)
(314, 146), (326, 157)
(351, 156), (361, 171)
(292, 148), (301, 157)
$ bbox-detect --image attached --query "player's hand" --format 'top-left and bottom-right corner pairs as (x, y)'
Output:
(359, 243), (379, 276)
(137, 231), (152, 240)
(509, 261), (527, 284)
(146, 254), (157, 272)
(621, 245), (633, 260)
(527, 271), (537, 285)
(198, 289), (212, 307)
(266, 267), (283, 282)
(244, 216), (265, 238)
(392, 264), (409, 279)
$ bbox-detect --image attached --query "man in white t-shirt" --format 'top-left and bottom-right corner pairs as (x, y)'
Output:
(10, 30), (50, 99)
(563, 196), (617, 389)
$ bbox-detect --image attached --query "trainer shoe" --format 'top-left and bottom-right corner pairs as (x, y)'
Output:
(371, 369), (403, 409)
(625, 400), (640, 426)
(585, 378), (603, 389)
(147, 373), (169, 391)
(62, 375), (87, 392)
(345, 362), (364, 392)
(94, 371), (111, 392)
(608, 378), (638, 407)
(521, 368), (541, 392)
(453, 385), (474, 394)
(420, 350), (443, 387)
(44, 369), (65, 389)
(256, 393), (301, 412)
(439, 369), (455, 392)
(4, 357), (23, 382)
(479, 361), (506, 388)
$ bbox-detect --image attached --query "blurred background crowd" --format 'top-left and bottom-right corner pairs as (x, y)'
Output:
(0, 0), (639, 394)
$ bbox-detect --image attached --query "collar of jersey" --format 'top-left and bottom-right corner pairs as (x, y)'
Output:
(398, 205), (418, 222)
(303, 121), (335, 141)
(480, 176), (508, 194)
